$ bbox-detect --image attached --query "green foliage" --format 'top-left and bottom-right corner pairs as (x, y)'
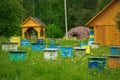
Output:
(46, 24), (64, 38)
(0, 0), (112, 38)
(115, 12), (120, 30)
(0, 0), (23, 36)
(67, 0), (98, 29)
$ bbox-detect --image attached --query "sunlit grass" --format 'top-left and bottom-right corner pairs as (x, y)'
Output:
(0, 37), (120, 80)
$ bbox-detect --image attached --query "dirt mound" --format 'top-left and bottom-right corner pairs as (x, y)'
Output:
(67, 26), (89, 40)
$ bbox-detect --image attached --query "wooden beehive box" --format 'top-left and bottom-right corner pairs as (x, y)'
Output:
(48, 44), (60, 49)
(91, 42), (100, 49)
(20, 39), (30, 47)
(44, 48), (58, 60)
(61, 47), (72, 57)
(110, 46), (120, 55)
(9, 50), (26, 61)
(31, 43), (45, 51)
(108, 55), (120, 67)
(1, 42), (18, 51)
(80, 43), (88, 48)
(10, 36), (20, 47)
(88, 57), (107, 70)
(36, 39), (44, 44)
(74, 47), (86, 56)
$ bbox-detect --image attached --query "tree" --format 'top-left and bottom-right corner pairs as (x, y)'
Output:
(46, 24), (64, 38)
(67, 0), (98, 30)
(0, 0), (23, 36)
(116, 12), (120, 30)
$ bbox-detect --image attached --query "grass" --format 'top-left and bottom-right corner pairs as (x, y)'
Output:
(0, 37), (120, 80)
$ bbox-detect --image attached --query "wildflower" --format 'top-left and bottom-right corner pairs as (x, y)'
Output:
(94, 72), (96, 75)
(71, 58), (74, 61)
(91, 52), (93, 55)
(104, 67), (107, 69)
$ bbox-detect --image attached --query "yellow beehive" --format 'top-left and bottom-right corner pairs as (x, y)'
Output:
(11, 36), (20, 47)
(86, 46), (90, 54)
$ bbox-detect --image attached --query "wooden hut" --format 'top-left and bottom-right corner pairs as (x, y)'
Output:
(20, 17), (46, 39)
(86, 0), (120, 46)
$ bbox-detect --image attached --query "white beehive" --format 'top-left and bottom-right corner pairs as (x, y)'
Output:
(44, 48), (58, 60)
(2, 43), (18, 51)
(91, 42), (100, 49)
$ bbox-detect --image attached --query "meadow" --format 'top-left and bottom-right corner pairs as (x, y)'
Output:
(0, 36), (120, 80)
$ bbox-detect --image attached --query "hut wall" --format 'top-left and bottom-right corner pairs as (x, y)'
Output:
(94, 25), (120, 46)
(106, 25), (120, 46)
(94, 25), (106, 45)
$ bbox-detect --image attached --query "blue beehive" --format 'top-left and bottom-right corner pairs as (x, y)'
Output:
(20, 39), (30, 47)
(9, 51), (26, 61)
(61, 47), (72, 57)
(80, 43), (88, 48)
(50, 39), (56, 44)
(36, 39), (44, 44)
(88, 57), (106, 70)
(110, 46), (120, 55)
(31, 43), (45, 51)
(48, 44), (60, 49)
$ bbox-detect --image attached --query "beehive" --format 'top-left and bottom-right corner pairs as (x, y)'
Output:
(20, 39), (30, 47)
(31, 43), (45, 51)
(80, 43), (90, 54)
(88, 41), (94, 46)
(10, 36), (20, 47)
(44, 48), (58, 60)
(80, 43), (88, 48)
(108, 55), (120, 67)
(74, 47), (86, 56)
(36, 39), (44, 44)
(89, 28), (94, 41)
(110, 46), (120, 55)
(88, 57), (107, 70)
(1, 42), (18, 51)
(50, 39), (56, 44)
(48, 44), (60, 49)
(91, 42), (100, 49)
(61, 47), (72, 57)
(9, 50), (26, 61)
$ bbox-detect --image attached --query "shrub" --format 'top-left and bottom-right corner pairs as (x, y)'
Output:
(115, 12), (120, 30)
(46, 24), (64, 38)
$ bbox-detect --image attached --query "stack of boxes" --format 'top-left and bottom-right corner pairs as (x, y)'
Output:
(88, 28), (94, 46)
(10, 36), (27, 61)
(108, 46), (120, 67)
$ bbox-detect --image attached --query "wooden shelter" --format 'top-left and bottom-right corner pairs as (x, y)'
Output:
(86, 0), (120, 46)
(20, 17), (46, 39)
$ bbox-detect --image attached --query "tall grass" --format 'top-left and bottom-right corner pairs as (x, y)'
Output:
(0, 37), (120, 80)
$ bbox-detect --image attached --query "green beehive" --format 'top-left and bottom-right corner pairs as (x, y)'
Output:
(9, 51), (26, 61)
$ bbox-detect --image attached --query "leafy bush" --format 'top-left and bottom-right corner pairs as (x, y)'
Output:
(115, 12), (120, 30)
(46, 24), (64, 38)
